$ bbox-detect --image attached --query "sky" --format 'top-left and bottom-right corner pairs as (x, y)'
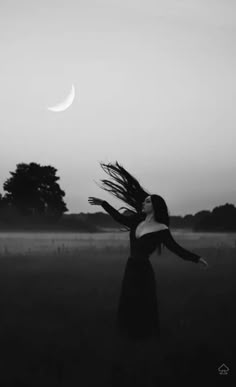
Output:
(0, 0), (235, 216)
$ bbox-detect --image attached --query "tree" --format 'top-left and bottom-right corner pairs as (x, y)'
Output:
(3, 162), (68, 217)
(193, 203), (236, 231)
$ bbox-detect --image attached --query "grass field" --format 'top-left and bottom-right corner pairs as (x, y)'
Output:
(0, 243), (235, 385)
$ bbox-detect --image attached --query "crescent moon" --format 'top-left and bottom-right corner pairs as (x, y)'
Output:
(47, 84), (75, 112)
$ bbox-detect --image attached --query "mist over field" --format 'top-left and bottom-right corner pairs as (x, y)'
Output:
(0, 230), (236, 256)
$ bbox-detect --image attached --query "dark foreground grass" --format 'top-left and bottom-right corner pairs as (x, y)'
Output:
(0, 245), (235, 386)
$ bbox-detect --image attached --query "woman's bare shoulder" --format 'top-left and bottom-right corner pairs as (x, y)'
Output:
(155, 223), (169, 231)
(142, 222), (169, 232)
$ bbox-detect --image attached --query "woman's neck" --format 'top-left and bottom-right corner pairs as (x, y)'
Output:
(144, 213), (156, 223)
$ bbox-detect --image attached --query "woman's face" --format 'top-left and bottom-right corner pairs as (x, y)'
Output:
(142, 196), (154, 214)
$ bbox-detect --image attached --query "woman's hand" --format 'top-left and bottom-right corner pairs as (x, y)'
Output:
(199, 257), (209, 268)
(88, 197), (104, 206)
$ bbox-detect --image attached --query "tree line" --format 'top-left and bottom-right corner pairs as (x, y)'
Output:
(81, 204), (236, 232)
(1, 162), (236, 231)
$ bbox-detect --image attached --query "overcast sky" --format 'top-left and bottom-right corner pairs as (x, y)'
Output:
(0, 0), (235, 215)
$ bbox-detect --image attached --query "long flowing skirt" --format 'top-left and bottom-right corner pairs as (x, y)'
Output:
(115, 256), (160, 341)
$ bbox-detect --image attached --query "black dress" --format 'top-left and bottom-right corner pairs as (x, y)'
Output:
(101, 201), (201, 341)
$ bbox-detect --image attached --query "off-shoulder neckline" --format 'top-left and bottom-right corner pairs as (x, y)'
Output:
(134, 227), (169, 240)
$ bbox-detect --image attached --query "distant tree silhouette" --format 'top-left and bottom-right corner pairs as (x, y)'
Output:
(194, 203), (236, 231)
(3, 162), (68, 218)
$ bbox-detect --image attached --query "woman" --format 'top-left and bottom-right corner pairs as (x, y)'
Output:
(88, 162), (208, 381)
(89, 161), (207, 337)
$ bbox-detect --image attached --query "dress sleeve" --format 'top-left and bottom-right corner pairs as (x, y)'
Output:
(160, 229), (201, 263)
(101, 201), (136, 228)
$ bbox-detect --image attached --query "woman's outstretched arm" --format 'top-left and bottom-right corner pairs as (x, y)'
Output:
(101, 201), (137, 228)
(88, 197), (136, 228)
(160, 229), (201, 263)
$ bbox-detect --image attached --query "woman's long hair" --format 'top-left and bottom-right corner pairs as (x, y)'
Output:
(151, 194), (170, 255)
(95, 161), (149, 221)
(96, 161), (170, 255)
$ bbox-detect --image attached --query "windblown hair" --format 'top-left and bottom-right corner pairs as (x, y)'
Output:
(96, 161), (149, 217)
(96, 161), (170, 256)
